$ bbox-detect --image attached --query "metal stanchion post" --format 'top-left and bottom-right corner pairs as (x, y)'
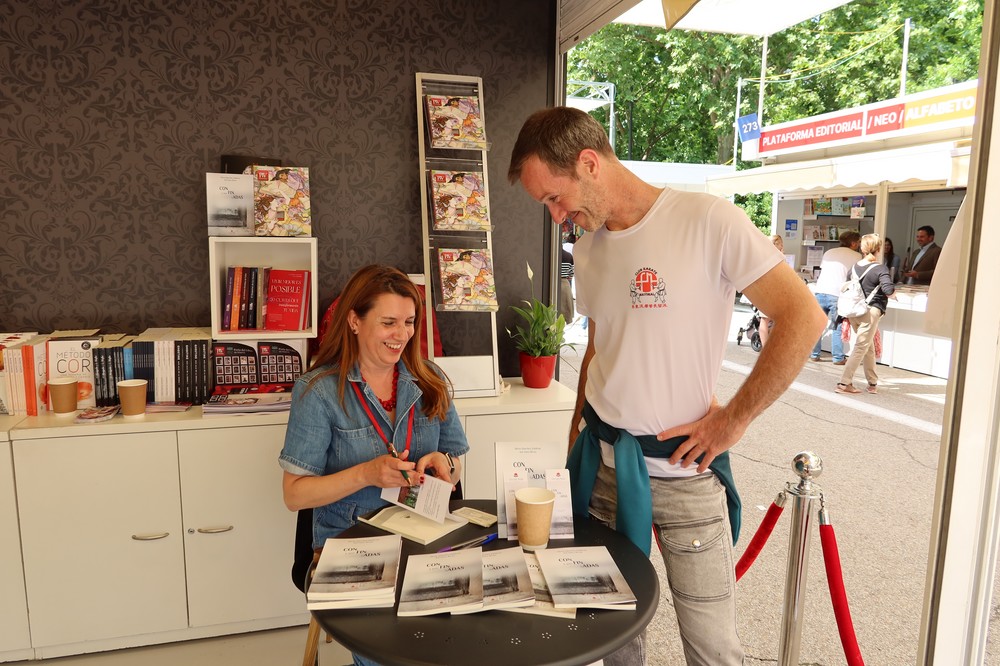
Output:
(777, 451), (824, 666)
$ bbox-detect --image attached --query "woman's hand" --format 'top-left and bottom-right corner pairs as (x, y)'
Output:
(366, 449), (416, 488)
(416, 451), (459, 488)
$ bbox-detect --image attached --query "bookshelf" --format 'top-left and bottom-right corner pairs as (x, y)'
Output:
(208, 237), (318, 340)
(415, 72), (501, 398)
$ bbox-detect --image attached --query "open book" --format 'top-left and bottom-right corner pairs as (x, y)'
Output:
(359, 505), (467, 546)
(379, 472), (453, 523)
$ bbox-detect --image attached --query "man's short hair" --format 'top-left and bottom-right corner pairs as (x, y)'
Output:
(918, 225), (936, 237)
(839, 231), (861, 248)
(508, 107), (614, 184)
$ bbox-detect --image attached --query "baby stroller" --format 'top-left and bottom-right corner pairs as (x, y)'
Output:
(736, 306), (764, 352)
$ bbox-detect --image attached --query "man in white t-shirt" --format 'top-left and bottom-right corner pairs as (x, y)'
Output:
(810, 232), (862, 364)
(508, 107), (825, 666)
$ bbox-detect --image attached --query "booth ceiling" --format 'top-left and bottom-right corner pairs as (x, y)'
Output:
(559, 0), (856, 52)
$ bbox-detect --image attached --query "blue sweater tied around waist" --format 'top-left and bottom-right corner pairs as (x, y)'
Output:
(566, 401), (742, 556)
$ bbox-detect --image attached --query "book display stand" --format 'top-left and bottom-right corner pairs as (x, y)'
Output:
(415, 72), (501, 398)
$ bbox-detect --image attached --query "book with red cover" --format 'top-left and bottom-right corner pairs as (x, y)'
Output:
(264, 269), (311, 331)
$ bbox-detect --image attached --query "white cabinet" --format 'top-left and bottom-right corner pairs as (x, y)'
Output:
(455, 378), (576, 500)
(208, 236), (319, 339)
(178, 425), (303, 627)
(14, 432), (188, 647)
(0, 425), (31, 660)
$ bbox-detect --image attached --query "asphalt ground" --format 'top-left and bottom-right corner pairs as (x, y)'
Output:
(558, 304), (959, 665)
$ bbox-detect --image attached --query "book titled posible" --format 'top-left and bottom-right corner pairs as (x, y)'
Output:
(264, 269), (311, 331)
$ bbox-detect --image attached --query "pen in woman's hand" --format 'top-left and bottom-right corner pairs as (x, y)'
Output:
(386, 443), (410, 483)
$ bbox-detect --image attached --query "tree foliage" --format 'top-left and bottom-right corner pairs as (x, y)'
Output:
(567, 0), (984, 230)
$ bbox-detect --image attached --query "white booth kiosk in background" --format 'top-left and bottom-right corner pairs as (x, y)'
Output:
(706, 80), (976, 379)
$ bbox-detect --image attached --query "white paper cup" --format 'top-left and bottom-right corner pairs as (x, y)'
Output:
(117, 379), (148, 417)
(48, 378), (79, 415)
(515, 487), (556, 551)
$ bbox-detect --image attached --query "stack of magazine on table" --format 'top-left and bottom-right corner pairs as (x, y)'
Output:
(201, 390), (292, 415)
(307, 534), (402, 610)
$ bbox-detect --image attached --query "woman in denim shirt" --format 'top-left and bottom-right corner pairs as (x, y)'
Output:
(280, 265), (469, 553)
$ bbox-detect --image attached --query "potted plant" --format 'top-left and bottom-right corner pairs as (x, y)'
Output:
(507, 263), (575, 388)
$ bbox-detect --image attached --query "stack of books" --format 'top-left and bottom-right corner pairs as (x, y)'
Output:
(534, 546), (637, 611)
(307, 535), (402, 610)
(201, 390), (292, 416)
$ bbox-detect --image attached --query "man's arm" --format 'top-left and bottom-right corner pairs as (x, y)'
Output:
(662, 262), (827, 472)
(567, 323), (596, 454)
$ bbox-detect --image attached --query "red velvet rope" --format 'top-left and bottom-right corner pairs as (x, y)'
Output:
(820, 523), (865, 666)
(735, 501), (784, 582)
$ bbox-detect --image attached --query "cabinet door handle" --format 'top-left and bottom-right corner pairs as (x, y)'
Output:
(131, 532), (170, 541)
(193, 525), (235, 534)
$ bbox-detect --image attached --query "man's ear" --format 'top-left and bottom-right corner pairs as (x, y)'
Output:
(577, 149), (601, 178)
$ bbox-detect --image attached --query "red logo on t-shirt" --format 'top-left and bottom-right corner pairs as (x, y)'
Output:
(630, 268), (668, 309)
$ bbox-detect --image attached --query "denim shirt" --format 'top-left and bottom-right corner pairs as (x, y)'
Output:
(279, 361), (469, 549)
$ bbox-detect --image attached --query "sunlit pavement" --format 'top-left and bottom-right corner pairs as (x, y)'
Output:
(558, 303), (958, 665)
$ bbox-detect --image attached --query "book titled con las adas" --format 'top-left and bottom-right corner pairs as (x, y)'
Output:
(397, 547), (484, 617)
(264, 269), (311, 331)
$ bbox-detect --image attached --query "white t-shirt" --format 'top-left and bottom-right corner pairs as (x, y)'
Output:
(575, 188), (781, 476)
(813, 246), (862, 296)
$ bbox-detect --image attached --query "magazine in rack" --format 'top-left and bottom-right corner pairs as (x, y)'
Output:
(417, 72), (500, 398)
(430, 170), (490, 231)
(437, 248), (498, 311)
(424, 95), (488, 150)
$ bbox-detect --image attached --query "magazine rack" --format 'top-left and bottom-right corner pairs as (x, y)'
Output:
(415, 72), (501, 398)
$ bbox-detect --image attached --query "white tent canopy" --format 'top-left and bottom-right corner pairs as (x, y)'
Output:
(704, 141), (971, 196)
(616, 0), (856, 37)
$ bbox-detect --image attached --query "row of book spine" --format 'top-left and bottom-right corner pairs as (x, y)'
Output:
(222, 266), (312, 332)
(223, 265), (270, 331)
(130, 328), (214, 405)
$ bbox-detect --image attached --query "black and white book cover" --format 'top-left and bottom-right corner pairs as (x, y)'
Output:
(534, 546), (636, 610)
(307, 534), (401, 603)
(397, 547), (484, 616)
(453, 545), (534, 613)
(206, 173), (254, 236)
(501, 551), (576, 619)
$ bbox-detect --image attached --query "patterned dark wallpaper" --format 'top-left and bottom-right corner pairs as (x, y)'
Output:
(0, 0), (556, 377)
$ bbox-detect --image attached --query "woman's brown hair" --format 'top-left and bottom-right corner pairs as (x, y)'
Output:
(307, 265), (451, 420)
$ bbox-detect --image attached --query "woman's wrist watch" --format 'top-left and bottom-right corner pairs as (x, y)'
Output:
(444, 452), (456, 477)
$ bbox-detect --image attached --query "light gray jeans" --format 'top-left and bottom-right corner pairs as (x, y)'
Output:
(591, 462), (744, 666)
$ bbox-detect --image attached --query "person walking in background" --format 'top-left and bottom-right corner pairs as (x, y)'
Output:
(883, 237), (902, 283)
(508, 106), (825, 666)
(902, 225), (941, 285)
(836, 234), (896, 395)
(559, 241), (575, 323)
(758, 234), (785, 347)
(810, 231), (861, 364)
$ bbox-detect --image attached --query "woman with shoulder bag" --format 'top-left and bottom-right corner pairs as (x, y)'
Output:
(836, 234), (896, 395)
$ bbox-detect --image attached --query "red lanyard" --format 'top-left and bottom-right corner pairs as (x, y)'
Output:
(350, 381), (414, 453)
